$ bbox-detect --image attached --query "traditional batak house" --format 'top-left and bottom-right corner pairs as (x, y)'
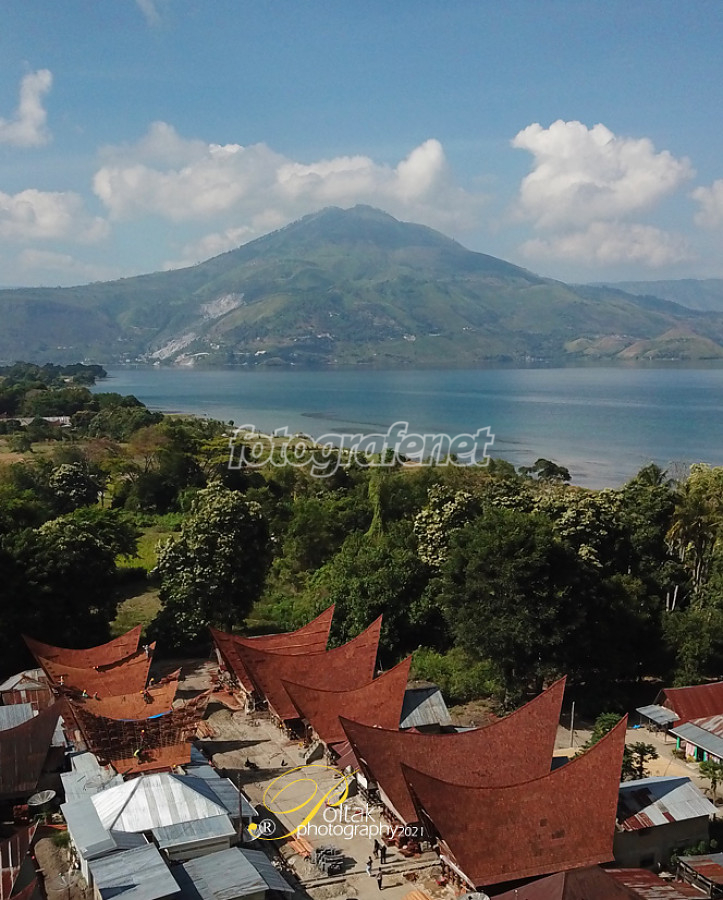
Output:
(210, 606), (335, 697)
(282, 656), (412, 760)
(340, 676), (567, 825)
(23, 626), (142, 670)
(399, 717), (627, 892)
(221, 617), (383, 730)
(34, 645), (155, 699)
(494, 865), (706, 899)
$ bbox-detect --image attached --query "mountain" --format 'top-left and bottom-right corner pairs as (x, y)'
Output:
(601, 279), (723, 313)
(3, 205), (723, 367)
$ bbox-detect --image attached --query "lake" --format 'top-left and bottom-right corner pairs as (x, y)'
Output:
(96, 366), (723, 488)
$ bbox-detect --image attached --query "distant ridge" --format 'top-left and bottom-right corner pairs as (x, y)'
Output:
(2, 205), (723, 367)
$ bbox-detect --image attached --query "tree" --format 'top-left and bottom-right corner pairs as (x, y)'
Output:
(623, 742), (658, 780)
(413, 484), (480, 569)
(49, 461), (102, 513)
(439, 507), (585, 706)
(151, 482), (271, 648)
(700, 759), (723, 797)
(519, 458), (571, 483)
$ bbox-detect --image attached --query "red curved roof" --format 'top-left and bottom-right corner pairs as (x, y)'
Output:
(231, 617), (382, 721)
(658, 682), (723, 723)
(402, 717), (627, 889)
(70, 670), (179, 719)
(37, 645), (154, 696)
(283, 656), (412, 745)
(211, 606), (334, 691)
(24, 626), (142, 669)
(340, 677), (566, 824)
(0, 703), (61, 799)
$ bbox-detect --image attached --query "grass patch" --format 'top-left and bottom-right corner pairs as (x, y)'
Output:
(111, 584), (161, 637)
(118, 528), (175, 571)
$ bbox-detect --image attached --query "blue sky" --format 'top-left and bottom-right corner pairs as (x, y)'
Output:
(2, 0), (723, 287)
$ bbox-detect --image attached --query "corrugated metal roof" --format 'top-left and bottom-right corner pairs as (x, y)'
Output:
(658, 682), (723, 723)
(175, 848), (294, 900)
(607, 868), (703, 898)
(0, 705), (34, 732)
(400, 684), (451, 729)
(0, 702), (61, 799)
(88, 844), (180, 900)
(678, 853), (723, 885)
(62, 798), (117, 859)
(183, 766), (256, 818)
(0, 670), (46, 693)
(91, 773), (229, 833)
(617, 776), (715, 830)
(670, 722), (723, 760)
(61, 770), (123, 803)
(689, 714), (723, 737)
(152, 815), (236, 850)
(636, 704), (679, 727)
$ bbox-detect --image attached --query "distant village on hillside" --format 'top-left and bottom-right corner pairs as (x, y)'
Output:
(3, 608), (723, 900)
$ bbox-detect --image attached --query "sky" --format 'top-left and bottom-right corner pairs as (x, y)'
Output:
(2, 0), (723, 288)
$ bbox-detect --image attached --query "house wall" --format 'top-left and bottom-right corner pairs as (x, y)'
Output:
(164, 835), (233, 862)
(613, 816), (710, 868)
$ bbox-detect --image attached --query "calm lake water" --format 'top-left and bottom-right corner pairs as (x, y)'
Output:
(97, 366), (723, 488)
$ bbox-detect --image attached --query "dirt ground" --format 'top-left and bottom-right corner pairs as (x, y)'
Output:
(35, 836), (93, 900)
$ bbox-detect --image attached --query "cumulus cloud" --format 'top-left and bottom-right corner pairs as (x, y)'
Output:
(512, 120), (693, 229)
(521, 221), (694, 268)
(93, 122), (484, 246)
(0, 189), (109, 242)
(0, 69), (53, 147)
(692, 180), (723, 228)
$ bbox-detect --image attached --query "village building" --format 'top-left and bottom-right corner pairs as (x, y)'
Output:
(174, 848), (295, 900)
(0, 703), (62, 805)
(87, 844), (180, 900)
(399, 681), (452, 731)
(340, 677), (567, 825)
(400, 717), (626, 891)
(23, 627), (142, 671)
(670, 713), (723, 763)
(0, 825), (38, 900)
(493, 865), (708, 899)
(0, 669), (53, 713)
(638, 681), (723, 731)
(676, 852), (723, 896)
(614, 776), (716, 868)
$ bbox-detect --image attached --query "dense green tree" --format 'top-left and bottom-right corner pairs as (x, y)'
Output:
(439, 507), (585, 705)
(48, 461), (102, 513)
(151, 482), (271, 648)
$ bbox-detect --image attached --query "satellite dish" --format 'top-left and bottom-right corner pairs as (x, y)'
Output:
(459, 893), (490, 900)
(28, 789), (55, 807)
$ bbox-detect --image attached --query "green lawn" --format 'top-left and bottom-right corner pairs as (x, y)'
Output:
(111, 584), (161, 637)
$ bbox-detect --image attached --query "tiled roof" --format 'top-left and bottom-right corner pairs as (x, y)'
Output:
(494, 866), (636, 900)
(340, 677), (566, 824)
(401, 717), (627, 889)
(210, 605), (334, 691)
(657, 682), (723, 723)
(617, 776), (716, 831)
(283, 656), (411, 745)
(70, 671), (179, 720)
(0, 703), (61, 799)
(231, 617), (382, 721)
(24, 626), (142, 669)
(37, 645), (155, 696)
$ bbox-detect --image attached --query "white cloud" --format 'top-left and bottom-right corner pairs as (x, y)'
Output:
(93, 123), (484, 240)
(17, 249), (121, 283)
(136, 0), (161, 25)
(521, 221), (694, 268)
(692, 180), (723, 228)
(0, 189), (109, 242)
(0, 69), (53, 147)
(512, 120), (693, 229)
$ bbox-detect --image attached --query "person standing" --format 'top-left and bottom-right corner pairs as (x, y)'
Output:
(377, 871), (383, 891)
(366, 858), (373, 877)
(380, 844), (387, 865)
(373, 839), (380, 859)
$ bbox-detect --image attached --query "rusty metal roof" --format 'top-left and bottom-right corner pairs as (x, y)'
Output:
(657, 682), (723, 723)
(608, 868), (705, 898)
(678, 853), (723, 885)
(494, 866), (638, 900)
(0, 703), (61, 799)
(617, 776), (715, 831)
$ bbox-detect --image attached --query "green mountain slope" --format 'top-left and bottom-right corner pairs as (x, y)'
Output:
(602, 279), (723, 313)
(2, 205), (723, 366)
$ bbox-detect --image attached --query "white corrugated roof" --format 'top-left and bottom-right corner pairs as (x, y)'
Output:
(0, 704), (34, 731)
(617, 775), (716, 830)
(91, 773), (229, 833)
